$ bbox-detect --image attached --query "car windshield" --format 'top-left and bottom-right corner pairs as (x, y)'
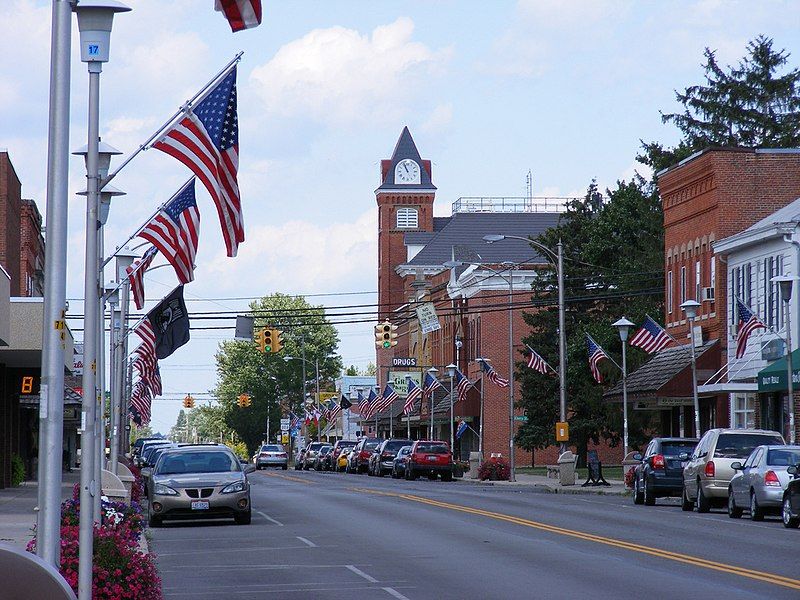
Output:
(364, 440), (380, 450)
(714, 434), (784, 458)
(661, 442), (697, 457)
(156, 451), (240, 475)
(398, 447), (411, 456)
(338, 442), (356, 448)
(416, 443), (448, 454)
(262, 445), (283, 452)
(767, 448), (800, 466)
(384, 440), (411, 452)
(320, 447), (333, 455)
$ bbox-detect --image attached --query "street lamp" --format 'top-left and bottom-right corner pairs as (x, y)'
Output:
(774, 275), (796, 444)
(612, 317), (635, 459)
(74, 2), (130, 597)
(484, 234), (567, 455)
(426, 367), (438, 438)
(681, 300), (702, 438)
(446, 363), (457, 455)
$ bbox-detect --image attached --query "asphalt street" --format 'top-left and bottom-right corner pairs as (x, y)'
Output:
(150, 469), (800, 600)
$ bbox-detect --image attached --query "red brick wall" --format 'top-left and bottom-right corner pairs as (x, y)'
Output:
(19, 199), (44, 297)
(0, 153), (22, 296)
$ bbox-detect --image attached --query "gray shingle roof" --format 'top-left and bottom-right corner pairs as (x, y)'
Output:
(376, 127), (437, 192)
(404, 232), (436, 245)
(404, 211), (561, 267)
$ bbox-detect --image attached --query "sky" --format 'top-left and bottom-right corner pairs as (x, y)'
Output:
(1, 0), (799, 434)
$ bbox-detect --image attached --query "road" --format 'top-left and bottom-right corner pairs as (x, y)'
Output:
(150, 469), (800, 599)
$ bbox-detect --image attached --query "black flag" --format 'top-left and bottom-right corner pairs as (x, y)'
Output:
(147, 285), (190, 359)
(340, 394), (352, 410)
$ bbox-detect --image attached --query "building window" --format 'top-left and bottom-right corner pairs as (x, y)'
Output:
(396, 207), (418, 229)
(710, 255), (716, 296)
(667, 270), (673, 315)
(695, 260), (701, 303)
(731, 393), (755, 429)
(763, 256), (783, 328)
(680, 266), (686, 305)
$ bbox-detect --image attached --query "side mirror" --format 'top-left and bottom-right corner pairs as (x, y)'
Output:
(730, 461), (743, 471)
(787, 465), (798, 476)
(243, 464), (256, 474)
(632, 453), (643, 462)
(678, 453), (689, 461)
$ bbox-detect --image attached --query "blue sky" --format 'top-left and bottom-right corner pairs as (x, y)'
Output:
(1, 0), (799, 433)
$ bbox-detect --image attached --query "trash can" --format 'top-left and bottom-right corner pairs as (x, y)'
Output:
(557, 451), (577, 486)
(468, 451), (483, 479)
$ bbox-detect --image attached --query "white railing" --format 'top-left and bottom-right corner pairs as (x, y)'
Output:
(451, 196), (574, 214)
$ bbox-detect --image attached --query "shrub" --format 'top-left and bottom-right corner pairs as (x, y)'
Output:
(10, 454), (25, 486)
(624, 466), (637, 489)
(229, 441), (249, 461)
(478, 457), (511, 481)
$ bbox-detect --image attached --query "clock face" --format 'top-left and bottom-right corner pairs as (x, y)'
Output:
(394, 159), (421, 184)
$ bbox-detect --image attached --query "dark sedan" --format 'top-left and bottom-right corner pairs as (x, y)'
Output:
(369, 439), (412, 477)
(391, 446), (412, 478)
(782, 463), (800, 528)
(633, 437), (698, 506)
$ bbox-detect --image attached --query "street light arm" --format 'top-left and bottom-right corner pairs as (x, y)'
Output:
(483, 234), (559, 266)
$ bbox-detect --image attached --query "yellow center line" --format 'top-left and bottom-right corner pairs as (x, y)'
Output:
(352, 488), (800, 591)
(261, 471), (317, 485)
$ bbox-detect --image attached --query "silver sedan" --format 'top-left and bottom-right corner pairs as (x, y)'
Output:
(728, 445), (800, 520)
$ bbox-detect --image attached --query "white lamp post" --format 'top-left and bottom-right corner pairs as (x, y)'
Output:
(612, 317), (635, 459)
(446, 363), (457, 455)
(681, 300), (702, 438)
(426, 367), (438, 438)
(774, 276), (796, 444)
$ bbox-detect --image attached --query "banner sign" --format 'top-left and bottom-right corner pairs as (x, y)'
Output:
(388, 371), (422, 398)
(416, 302), (441, 334)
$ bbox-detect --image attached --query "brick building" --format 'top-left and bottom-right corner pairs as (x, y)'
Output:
(605, 148), (800, 440)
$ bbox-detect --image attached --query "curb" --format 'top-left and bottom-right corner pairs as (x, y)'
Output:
(455, 478), (629, 496)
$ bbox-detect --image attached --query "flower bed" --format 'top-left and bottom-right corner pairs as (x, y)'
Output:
(478, 457), (511, 481)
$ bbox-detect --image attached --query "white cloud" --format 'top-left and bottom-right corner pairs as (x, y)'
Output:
(420, 103), (453, 134)
(249, 17), (450, 125)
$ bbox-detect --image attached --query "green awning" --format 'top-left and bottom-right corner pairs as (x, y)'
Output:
(757, 348), (800, 392)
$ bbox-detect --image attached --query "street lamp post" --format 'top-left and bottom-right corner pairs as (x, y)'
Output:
(74, 2), (130, 597)
(446, 364), (456, 455)
(775, 276), (796, 444)
(426, 367), (438, 439)
(613, 317), (635, 460)
(681, 300), (702, 438)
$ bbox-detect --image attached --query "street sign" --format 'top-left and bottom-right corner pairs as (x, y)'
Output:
(317, 392), (338, 402)
(281, 433), (289, 444)
(392, 357), (417, 367)
(416, 302), (441, 334)
(280, 418), (290, 430)
(388, 371), (423, 398)
(513, 415), (528, 422)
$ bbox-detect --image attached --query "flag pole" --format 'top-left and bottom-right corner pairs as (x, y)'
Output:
(101, 52), (243, 188)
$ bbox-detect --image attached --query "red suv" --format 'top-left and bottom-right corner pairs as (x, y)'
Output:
(348, 437), (380, 474)
(405, 440), (453, 481)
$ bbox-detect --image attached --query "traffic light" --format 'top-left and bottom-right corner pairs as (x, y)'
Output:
(271, 329), (283, 353)
(254, 328), (267, 353)
(264, 329), (274, 353)
(375, 320), (398, 348)
(238, 393), (251, 408)
(183, 394), (195, 409)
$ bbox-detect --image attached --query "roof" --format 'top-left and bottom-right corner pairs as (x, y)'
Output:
(376, 127), (436, 192)
(404, 232), (436, 245)
(403, 211), (560, 267)
(604, 340), (717, 397)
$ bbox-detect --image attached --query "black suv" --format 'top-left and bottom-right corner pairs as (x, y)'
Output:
(369, 439), (412, 477)
(633, 437), (698, 506)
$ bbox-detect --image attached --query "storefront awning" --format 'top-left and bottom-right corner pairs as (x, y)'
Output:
(757, 348), (800, 392)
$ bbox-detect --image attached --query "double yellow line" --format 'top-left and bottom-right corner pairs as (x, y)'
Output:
(352, 488), (800, 591)
(261, 471), (317, 485)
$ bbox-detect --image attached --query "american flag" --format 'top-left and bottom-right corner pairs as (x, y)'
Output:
(133, 352), (161, 397)
(404, 378), (422, 415)
(736, 299), (767, 358)
(289, 412), (301, 430)
(422, 372), (442, 400)
(376, 384), (399, 414)
(478, 359), (510, 388)
(138, 179), (200, 284)
(130, 380), (152, 425)
(629, 315), (671, 354)
(454, 369), (473, 404)
(526, 345), (551, 375)
(327, 400), (342, 422)
(134, 320), (156, 354)
(154, 67), (244, 257)
(356, 390), (369, 416)
(215, 0), (262, 32)
(126, 246), (158, 311)
(586, 334), (609, 383)
(362, 389), (379, 420)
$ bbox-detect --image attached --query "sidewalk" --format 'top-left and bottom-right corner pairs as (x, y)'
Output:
(458, 472), (629, 495)
(0, 471), (79, 549)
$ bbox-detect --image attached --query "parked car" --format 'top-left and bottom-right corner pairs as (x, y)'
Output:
(347, 438), (381, 474)
(391, 446), (412, 478)
(633, 437), (698, 506)
(369, 439), (412, 477)
(337, 447), (353, 472)
(682, 428), (785, 512)
(728, 445), (800, 520)
(782, 463), (800, 528)
(132, 436), (165, 459)
(405, 440), (454, 481)
(302, 442), (327, 470)
(313, 445), (334, 471)
(135, 439), (172, 467)
(331, 440), (358, 470)
(254, 444), (288, 470)
(147, 446), (255, 527)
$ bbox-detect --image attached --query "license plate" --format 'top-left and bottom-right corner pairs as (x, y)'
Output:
(427, 456), (437, 462)
(191, 500), (209, 510)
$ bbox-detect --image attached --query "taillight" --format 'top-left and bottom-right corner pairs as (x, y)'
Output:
(360, 451), (369, 458)
(381, 452), (391, 458)
(278, 453), (286, 458)
(651, 454), (665, 470)
(704, 461), (715, 478)
(764, 470), (780, 487)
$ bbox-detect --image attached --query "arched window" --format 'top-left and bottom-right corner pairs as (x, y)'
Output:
(396, 207), (418, 229)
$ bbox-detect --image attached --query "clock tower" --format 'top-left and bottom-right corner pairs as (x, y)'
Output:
(375, 127), (436, 326)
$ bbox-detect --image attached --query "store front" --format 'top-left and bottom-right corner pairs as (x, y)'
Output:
(756, 348), (800, 440)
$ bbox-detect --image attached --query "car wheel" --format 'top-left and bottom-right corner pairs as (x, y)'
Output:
(428, 472), (438, 480)
(681, 484), (693, 511)
(633, 478), (644, 505)
(695, 480), (711, 513)
(442, 472), (453, 482)
(148, 510), (162, 528)
(782, 496), (800, 528)
(727, 489), (743, 518)
(750, 491), (764, 521)
(643, 480), (656, 506)
(234, 509), (252, 525)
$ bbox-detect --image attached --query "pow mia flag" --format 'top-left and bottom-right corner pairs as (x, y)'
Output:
(147, 285), (190, 359)
(340, 394), (352, 410)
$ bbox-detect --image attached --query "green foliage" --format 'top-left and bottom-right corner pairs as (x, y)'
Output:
(345, 365), (359, 376)
(10, 454), (24, 486)
(228, 442), (249, 461)
(214, 293), (342, 455)
(639, 36), (800, 172)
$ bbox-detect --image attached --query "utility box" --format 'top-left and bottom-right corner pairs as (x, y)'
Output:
(468, 451), (483, 479)
(557, 450), (577, 486)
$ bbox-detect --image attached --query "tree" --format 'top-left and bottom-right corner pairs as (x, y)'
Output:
(640, 36), (800, 172)
(214, 294), (342, 454)
(345, 365), (359, 376)
(169, 410), (187, 441)
(364, 362), (377, 377)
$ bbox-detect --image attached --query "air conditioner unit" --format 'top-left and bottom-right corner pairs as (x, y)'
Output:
(701, 287), (715, 302)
